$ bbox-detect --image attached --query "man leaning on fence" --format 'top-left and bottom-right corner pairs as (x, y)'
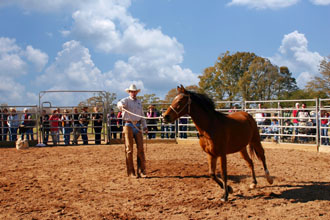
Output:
(72, 107), (81, 145)
(117, 84), (148, 178)
(79, 106), (90, 145)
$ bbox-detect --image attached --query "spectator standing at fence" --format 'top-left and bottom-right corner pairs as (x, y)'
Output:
(72, 107), (81, 145)
(40, 109), (50, 145)
(292, 102), (300, 142)
(320, 110), (329, 145)
(228, 105), (238, 113)
(117, 111), (123, 139)
(268, 119), (279, 142)
(107, 108), (118, 143)
(92, 106), (103, 145)
(79, 106), (90, 145)
(146, 105), (158, 139)
(283, 120), (294, 141)
(0, 109), (2, 141)
(61, 109), (72, 145)
(255, 103), (266, 140)
(0, 109), (4, 141)
(8, 108), (20, 141)
(179, 114), (188, 139)
(57, 107), (63, 135)
(160, 108), (170, 139)
(117, 84), (148, 178)
(49, 109), (60, 146)
(298, 103), (311, 143)
(1, 108), (9, 141)
(20, 108), (34, 141)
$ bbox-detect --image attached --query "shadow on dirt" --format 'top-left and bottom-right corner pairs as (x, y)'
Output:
(277, 181), (330, 202)
(234, 181), (330, 202)
(147, 173), (249, 183)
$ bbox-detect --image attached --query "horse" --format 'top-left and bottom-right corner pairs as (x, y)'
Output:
(163, 85), (273, 201)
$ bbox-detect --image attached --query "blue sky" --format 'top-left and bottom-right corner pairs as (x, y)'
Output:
(0, 0), (329, 106)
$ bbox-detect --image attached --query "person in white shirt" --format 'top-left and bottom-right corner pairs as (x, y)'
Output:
(117, 84), (148, 178)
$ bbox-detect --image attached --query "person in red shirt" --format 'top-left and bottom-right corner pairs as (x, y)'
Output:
(321, 110), (329, 145)
(49, 109), (60, 146)
(292, 102), (300, 142)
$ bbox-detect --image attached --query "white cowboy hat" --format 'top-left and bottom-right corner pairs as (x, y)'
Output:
(125, 84), (141, 93)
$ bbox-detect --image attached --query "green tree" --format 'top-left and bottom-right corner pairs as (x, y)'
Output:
(138, 93), (161, 106)
(199, 51), (298, 101)
(164, 85), (199, 103)
(78, 91), (117, 111)
(305, 57), (330, 97)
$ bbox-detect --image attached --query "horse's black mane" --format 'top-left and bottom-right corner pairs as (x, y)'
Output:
(186, 90), (225, 116)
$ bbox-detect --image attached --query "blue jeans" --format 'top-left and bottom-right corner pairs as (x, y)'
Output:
(179, 125), (187, 138)
(51, 131), (59, 145)
(81, 126), (88, 144)
(9, 127), (18, 141)
(43, 129), (49, 145)
(161, 125), (170, 138)
(21, 128), (34, 140)
(63, 127), (72, 145)
(125, 123), (141, 136)
(2, 126), (8, 141)
(321, 124), (329, 145)
(293, 122), (299, 135)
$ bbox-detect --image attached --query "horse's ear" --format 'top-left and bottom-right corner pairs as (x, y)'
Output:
(177, 85), (184, 93)
(177, 84), (186, 93)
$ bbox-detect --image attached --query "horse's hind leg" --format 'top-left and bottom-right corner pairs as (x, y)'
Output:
(240, 148), (257, 189)
(251, 142), (274, 185)
(261, 156), (274, 185)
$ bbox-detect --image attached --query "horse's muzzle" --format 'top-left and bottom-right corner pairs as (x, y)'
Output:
(162, 114), (172, 124)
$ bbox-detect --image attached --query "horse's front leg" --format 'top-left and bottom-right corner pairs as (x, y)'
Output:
(207, 154), (223, 188)
(219, 155), (231, 201)
(207, 154), (233, 200)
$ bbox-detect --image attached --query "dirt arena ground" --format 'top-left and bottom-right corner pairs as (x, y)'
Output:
(1, 142), (330, 220)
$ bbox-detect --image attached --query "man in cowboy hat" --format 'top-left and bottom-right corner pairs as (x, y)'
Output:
(117, 84), (148, 178)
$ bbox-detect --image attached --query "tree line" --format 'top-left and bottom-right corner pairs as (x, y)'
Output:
(84, 51), (330, 110)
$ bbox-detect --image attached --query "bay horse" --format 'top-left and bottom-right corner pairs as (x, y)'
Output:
(163, 85), (273, 201)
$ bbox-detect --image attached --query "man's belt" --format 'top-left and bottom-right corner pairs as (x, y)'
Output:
(124, 120), (141, 124)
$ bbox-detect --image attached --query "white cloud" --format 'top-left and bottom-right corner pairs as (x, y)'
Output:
(67, 1), (198, 97)
(35, 40), (198, 105)
(24, 46), (49, 72)
(0, 37), (47, 105)
(227, 0), (300, 9)
(50, 0), (198, 99)
(310, 0), (330, 5)
(0, 76), (38, 105)
(269, 31), (324, 88)
(0, 37), (27, 77)
(37, 40), (104, 89)
(1, 0), (199, 105)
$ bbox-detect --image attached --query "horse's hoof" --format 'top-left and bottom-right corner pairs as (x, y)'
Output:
(220, 195), (228, 202)
(267, 176), (274, 185)
(249, 183), (256, 189)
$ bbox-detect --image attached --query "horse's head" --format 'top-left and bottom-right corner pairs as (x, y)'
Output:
(163, 85), (191, 123)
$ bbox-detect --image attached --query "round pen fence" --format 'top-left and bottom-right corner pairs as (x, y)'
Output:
(0, 105), (38, 147)
(37, 90), (107, 146)
(1, 97), (330, 151)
